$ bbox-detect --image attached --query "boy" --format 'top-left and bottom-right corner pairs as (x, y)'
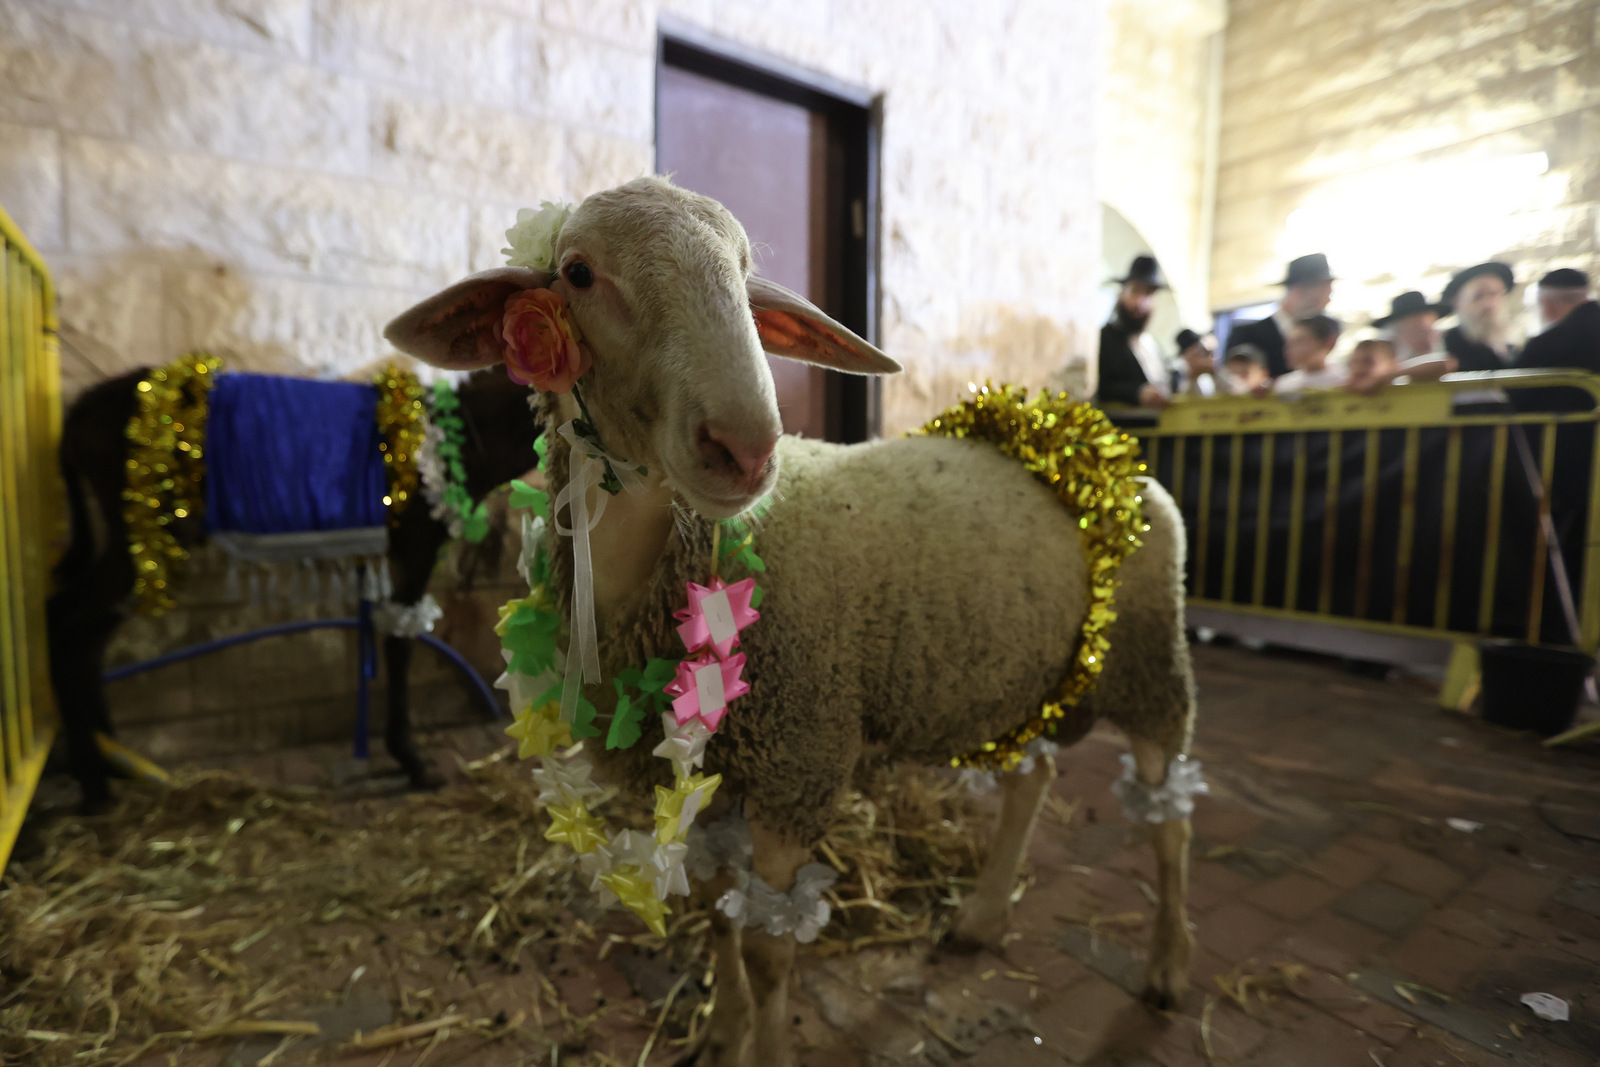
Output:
(1274, 315), (1343, 394)
(1343, 337), (1399, 395)
(1223, 344), (1271, 395)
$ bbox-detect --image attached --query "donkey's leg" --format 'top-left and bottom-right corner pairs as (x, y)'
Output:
(383, 508), (449, 789)
(1129, 736), (1193, 1009)
(740, 821), (812, 1067)
(950, 753), (1057, 948)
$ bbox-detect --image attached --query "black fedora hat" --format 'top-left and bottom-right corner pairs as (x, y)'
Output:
(1113, 254), (1167, 289)
(1280, 253), (1334, 287)
(1372, 290), (1447, 328)
(1442, 261), (1513, 307)
(1539, 268), (1590, 290)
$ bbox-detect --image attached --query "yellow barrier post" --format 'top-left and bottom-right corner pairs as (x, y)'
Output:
(1108, 372), (1600, 714)
(0, 204), (61, 871)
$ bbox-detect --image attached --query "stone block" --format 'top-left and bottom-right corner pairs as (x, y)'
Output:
(55, 0), (313, 58)
(54, 254), (168, 366)
(370, 91), (563, 201)
(315, 0), (517, 104)
(129, 36), (368, 175)
(522, 27), (654, 141)
(161, 266), (413, 380)
(564, 129), (653, 199)
(0, 4), (128, 137)
(1516, 9), (1593, 71)
(0, 122), (62, 250)
(539, 0), (656, 51)
(65, 138), (468, 289)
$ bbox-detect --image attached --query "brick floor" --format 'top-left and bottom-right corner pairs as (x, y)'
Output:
(24, 642), (1600, 1066)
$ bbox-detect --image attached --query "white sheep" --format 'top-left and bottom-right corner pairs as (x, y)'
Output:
(385, 177), (1198, 1067)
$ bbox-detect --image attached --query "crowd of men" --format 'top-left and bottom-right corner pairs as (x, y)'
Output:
(1096, 251), (1600, 410)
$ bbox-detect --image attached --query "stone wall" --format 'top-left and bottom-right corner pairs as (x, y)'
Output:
(1212, 0), (1600, 331)
(1, 0), (1104, 421)
(1, 0), (1105, 758)
(1098, 0), (1225, 337)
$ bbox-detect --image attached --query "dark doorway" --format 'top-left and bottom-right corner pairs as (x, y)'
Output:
(656, 31), (879, 442)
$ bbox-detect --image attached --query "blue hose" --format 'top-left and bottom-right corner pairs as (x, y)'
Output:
(103, 617), (505, 724)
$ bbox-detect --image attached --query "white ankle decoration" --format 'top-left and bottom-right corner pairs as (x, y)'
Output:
(716, 863), (838, 944)
(960, 737), (1060, 795)
(684, 810), (754, 881)
(1112, 753), (1208, 823)
(373, 593), (443, 638)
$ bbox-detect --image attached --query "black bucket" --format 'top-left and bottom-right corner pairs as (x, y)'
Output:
(1478, 640), (1592, 736)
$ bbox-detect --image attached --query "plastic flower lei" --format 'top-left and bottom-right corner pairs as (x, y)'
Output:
(492, 202), (767, 934)
(496, 435), (766, 935)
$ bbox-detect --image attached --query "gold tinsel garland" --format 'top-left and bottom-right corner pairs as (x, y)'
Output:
(373, 363), (425, 522)
(123, 351), (222, 616)
(920, 383), (1149, 771)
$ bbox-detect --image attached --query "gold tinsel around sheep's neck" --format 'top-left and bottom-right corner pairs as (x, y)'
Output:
(919, 383), (1149, 772)
(123, 352), (221, 616)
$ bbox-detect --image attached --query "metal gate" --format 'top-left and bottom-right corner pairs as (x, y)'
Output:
(0, 204), (61, 870)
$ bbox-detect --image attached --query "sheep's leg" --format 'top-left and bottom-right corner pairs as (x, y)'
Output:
(684, 870), (754, 1067)
(1130, 736), (1193, 1009)
(740, 822), (811, 1067)
(950, 753), (1056, 948)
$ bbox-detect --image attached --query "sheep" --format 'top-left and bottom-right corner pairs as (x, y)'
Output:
(384, 176), (1198, 1067)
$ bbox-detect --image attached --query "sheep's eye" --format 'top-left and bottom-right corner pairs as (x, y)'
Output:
(565, 262), (594, 289)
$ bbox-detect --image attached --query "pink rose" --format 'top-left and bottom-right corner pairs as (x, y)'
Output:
(499, 289), (590, 393)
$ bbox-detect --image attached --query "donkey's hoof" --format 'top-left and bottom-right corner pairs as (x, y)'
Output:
(407, 766), (447, 791)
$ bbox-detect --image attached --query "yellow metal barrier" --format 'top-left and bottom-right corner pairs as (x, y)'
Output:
(0, 205), (61, 870)
(1116, 371), (1600, 666)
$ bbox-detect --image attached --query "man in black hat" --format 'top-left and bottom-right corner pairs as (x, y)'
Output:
(1441, 262), (1514, 372)
(1096, 254), (1170, 409)
(1518, 269), (1599, 373)
(1373, 290), (1446, 361)
(1225, 254), (1335, 378)
(1174, 328), (1221, 397)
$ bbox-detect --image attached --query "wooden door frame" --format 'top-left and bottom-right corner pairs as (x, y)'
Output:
(655, 21), (884, 442)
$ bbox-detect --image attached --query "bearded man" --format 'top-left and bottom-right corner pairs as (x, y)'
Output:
(1442, 262), (1515, 372)
(1096, 255), (1171, 409)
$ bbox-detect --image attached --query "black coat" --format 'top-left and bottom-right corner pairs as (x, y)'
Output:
(1517, 301), (1600, 374)
(1443, 326), (1508, 372)
(1225, 316), (1288, 378)
(1096, 320), (1156, 407)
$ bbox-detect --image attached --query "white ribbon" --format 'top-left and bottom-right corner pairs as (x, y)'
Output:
(550, 418), (648, 722)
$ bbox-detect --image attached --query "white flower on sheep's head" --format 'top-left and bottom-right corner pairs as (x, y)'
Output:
(503, 201), (574, 271)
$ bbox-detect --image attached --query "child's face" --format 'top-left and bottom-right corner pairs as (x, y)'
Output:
(1228, 359), (1268, 388)
(1286, 326), (1333, 370)
(1347, 344), (1396, 387)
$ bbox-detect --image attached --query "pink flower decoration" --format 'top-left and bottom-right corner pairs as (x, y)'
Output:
(673, 577), (760, 659)
(498, 289), (590, 393)
(664, 652), (749, 733)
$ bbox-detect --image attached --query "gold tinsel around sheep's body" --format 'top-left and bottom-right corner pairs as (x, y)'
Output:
(920, 383), (1149, 772)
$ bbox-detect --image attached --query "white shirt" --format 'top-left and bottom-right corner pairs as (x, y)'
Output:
(1274, 367), (1345, 393)
(1132, 332), (1170, 398)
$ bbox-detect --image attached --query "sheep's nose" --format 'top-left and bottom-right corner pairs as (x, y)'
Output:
(697, 421), (777, 492)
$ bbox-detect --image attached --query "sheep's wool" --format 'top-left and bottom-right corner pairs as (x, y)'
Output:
(921, 384), (1149, 771)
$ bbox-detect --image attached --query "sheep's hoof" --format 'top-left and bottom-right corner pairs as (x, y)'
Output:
(1141, 964), (1189, 1012)
(1141, 984), (1179, 1011)
(947, 906), (1008, 953)
(406, 765), (447, 792)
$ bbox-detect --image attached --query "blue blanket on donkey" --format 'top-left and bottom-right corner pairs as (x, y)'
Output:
(205, 373), (386, 536)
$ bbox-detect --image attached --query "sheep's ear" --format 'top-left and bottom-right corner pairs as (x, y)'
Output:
(384, 267), (554, 369)
(747, 276), (901, 375)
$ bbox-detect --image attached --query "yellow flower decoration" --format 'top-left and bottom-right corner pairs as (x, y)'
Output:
(544, 799), (608, 854)
(505, 701), (571, 758)
(600, 865), (669, 937)
(653, 772), (721, 844)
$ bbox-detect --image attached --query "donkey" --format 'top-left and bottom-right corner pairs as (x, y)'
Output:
(47, 364), (540, 812)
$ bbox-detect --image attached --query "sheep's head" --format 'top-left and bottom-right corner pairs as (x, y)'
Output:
(383, 176), (900, 518)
